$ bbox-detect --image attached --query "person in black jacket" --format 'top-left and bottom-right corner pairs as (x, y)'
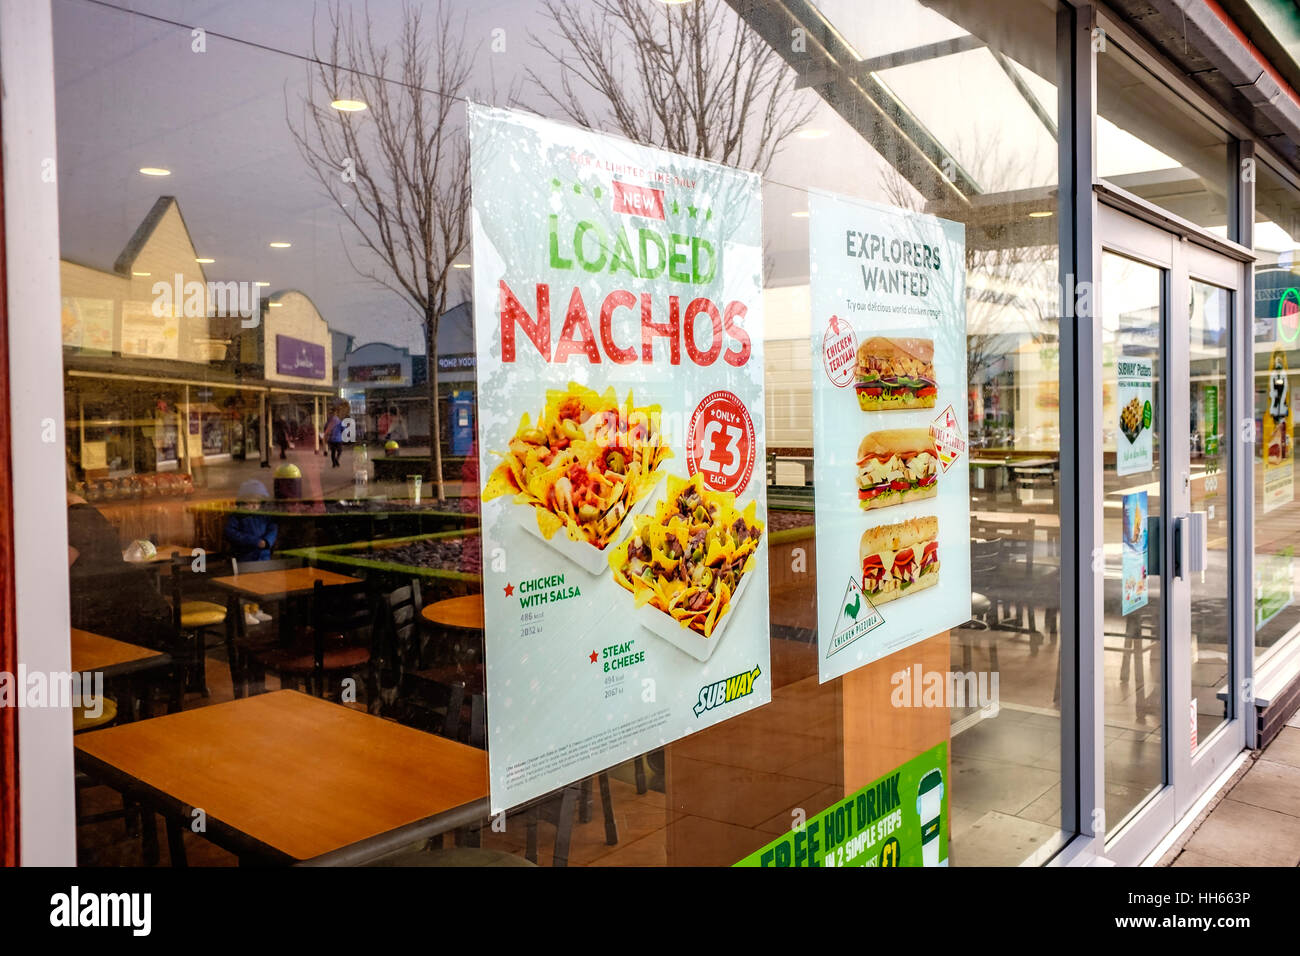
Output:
(66, 492), (173, 650)
(273, 416), (289, 460)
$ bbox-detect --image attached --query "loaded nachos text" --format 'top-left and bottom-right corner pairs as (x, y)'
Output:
(483, 383), (671, 549)
(609, 473), (764, 638)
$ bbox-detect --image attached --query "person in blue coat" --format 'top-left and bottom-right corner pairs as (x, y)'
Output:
(225, 480), (278, 562)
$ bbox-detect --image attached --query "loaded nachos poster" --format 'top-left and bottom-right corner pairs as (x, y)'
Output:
(469, 105), (770, 812)
(811, 192), (971, 683)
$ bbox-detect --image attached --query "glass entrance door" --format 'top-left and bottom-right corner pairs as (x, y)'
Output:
(1095, 203), (1247, 863)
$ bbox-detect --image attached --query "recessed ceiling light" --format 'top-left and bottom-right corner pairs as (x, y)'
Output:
(797, 128), (830, 140)
(330, 98), (368, 112)
(269, 302), (283, 308)
(452, 262), (471, 269)
(195, 257), (215, 264)
(653, 0), (695, 5)
(254, 281), (270, 287)
(791, 210), (809, 218)
(269, 241), (292, 249)
(131, 271), (151, 277)
(1028, 210), (1053, 219)
(138, 167), (170, 177)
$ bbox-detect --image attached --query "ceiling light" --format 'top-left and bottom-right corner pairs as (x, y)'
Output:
(138, 167), (170, 176)
(254, 281), (270, 287)
(791, 211), (809, 219)
(452, 262), (471, 269)
(797, 128), (830, 140)
(653, 0), (695, 5)
(131, 271), (151, 277)
(1028, 210), (1053, 219)
(269, 302), (283, 308)
(269, 241), (292, 249)
(330, 98), (368, 112)
(195, 257), (215, 264)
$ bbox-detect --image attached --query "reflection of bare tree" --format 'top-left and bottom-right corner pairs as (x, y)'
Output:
(528, 0), (814, 176)
(288, 1), (469, 497)
(881, 136), (1057, 445)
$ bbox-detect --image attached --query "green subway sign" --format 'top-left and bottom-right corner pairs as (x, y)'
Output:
(1278, 287), (1300, 343)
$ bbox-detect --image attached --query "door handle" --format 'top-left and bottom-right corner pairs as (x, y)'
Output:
(1147, 515), (1162, 575)
(1173, 515), (1185, 580)
(1172, 512), (1208, 580)
(1185, 511), (1207, 574)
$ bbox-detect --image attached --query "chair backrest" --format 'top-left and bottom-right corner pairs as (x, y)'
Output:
(376, 579), (423, 668)
(970, 538), (1003, 582)
(230, 556), (306, 574)
(467, 693), (486, 750)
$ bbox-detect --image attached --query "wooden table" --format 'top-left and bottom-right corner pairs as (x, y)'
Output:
(130, 544), (192, 564)
(71, 628), (165, 678)
(75, 690), (490, 865)
(211, 566), (362, 600)
(972, 510), (1061, 530)
(70, 628), (175, 723)
(211, 567), (365, 697)
(421, 594), (484, 631)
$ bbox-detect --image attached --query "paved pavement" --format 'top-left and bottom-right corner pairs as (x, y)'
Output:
(1160, 707), (1300, 866)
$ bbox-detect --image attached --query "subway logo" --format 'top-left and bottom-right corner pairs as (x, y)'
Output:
(693, 665), (762, 717)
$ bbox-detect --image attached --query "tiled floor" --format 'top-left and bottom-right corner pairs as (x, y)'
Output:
(1162, 711), (1300, 867)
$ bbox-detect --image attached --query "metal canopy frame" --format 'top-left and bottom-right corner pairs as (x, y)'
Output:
(726, 0), (981, 201)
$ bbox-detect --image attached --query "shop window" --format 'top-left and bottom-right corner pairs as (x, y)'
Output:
(1097, 39), (1234, 234)
(53, 0), (1067, 867)
(1252, 162), (1300, 671)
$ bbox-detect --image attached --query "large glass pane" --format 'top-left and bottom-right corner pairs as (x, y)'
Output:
(1097, 43), (1232, 234)
(1101, 250), (1165, 832)
(1188, 281), (1232, 745)
(55, 0), (1064, 867)
(1252, 162), (1300, 671)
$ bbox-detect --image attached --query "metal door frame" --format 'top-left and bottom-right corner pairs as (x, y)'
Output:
(1094, 200), (1249, 865)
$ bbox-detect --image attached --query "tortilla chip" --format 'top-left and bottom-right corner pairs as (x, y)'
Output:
(535, 508), (565, 541)
(483, 463), (522, 501)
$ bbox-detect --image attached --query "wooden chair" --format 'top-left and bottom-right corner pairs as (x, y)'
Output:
(167, 551), (233, 698)
(1119, 611), (1160, 722)
(972, 517), (1059, 650)
(377, 580), (469, 732)
(958, 538), (1001, 674)
(248, 578), (375, 699)
(458, 695), (618, 866)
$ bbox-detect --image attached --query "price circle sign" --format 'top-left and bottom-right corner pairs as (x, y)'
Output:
(687, 390), (756, 495)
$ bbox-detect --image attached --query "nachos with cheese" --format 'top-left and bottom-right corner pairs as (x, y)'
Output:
(482, 383), (671, 549)
(609, 473), (764, 637)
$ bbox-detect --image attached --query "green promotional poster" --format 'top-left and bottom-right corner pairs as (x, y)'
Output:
(1256, 546), (1295, 631)
(735, 743), (949, 867)
(1203, 384), (1219, 457)
(469, 105), (770, 813)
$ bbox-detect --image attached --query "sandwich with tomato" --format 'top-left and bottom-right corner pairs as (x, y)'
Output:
(859, 516), (940, 605)
(855, 337), (937, 411)
(857, 428), (939, 511)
